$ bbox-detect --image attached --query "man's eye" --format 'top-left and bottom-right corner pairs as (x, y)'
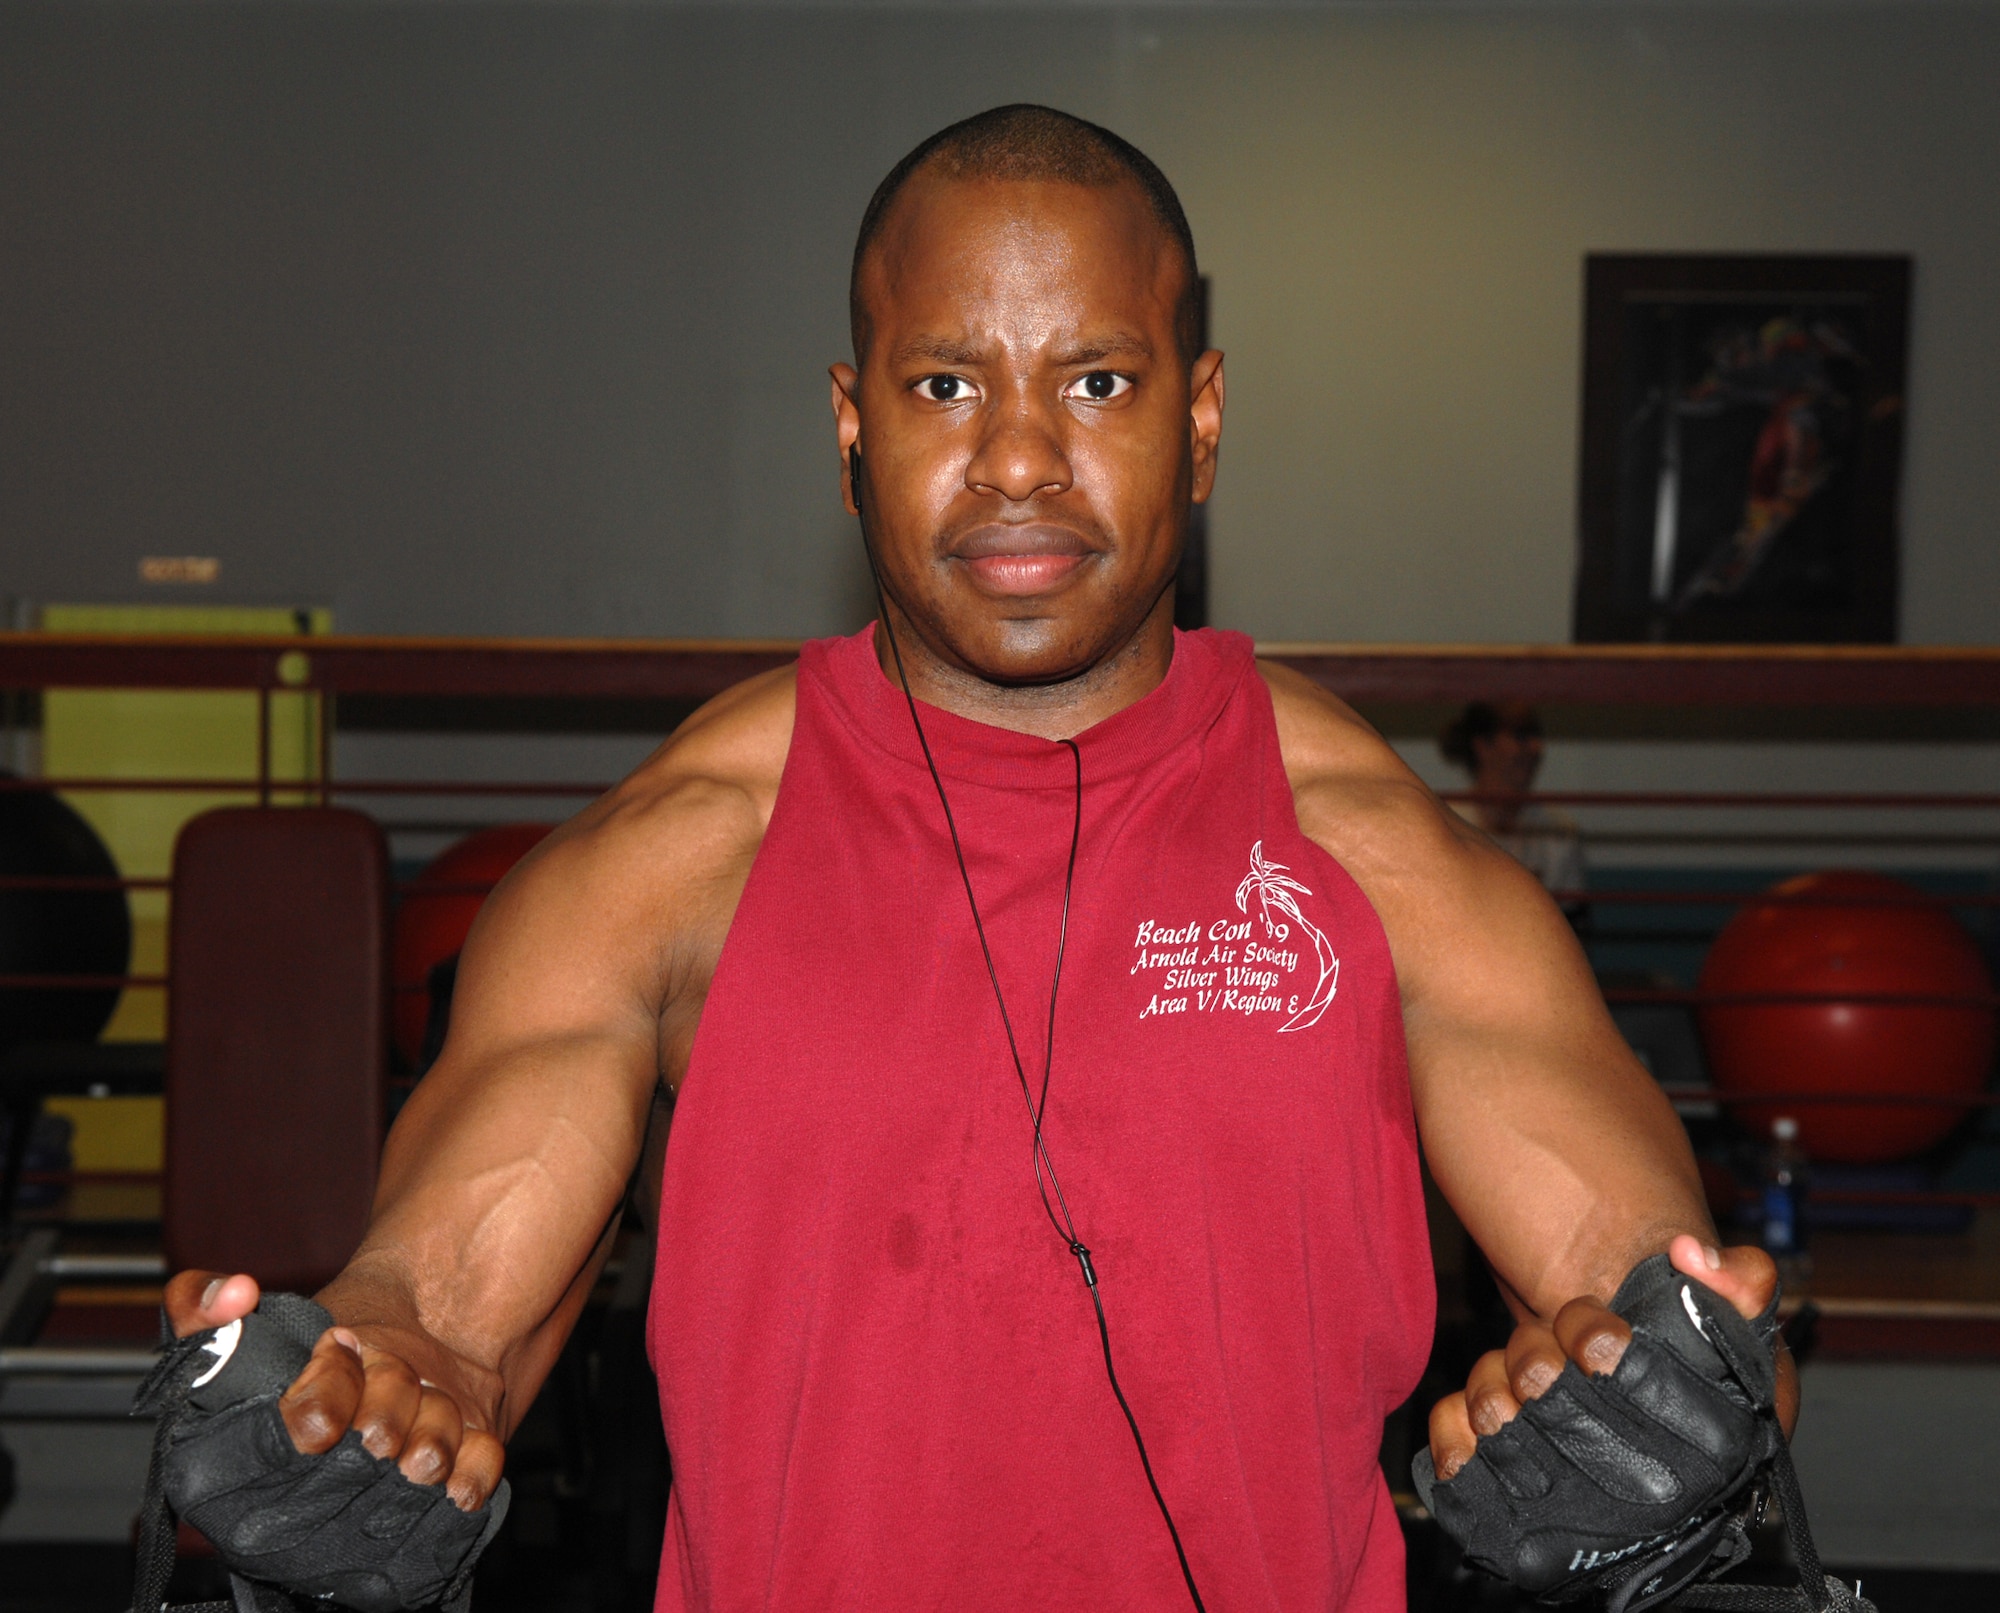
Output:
(1067, 371), (1134, 401)
(917, 375), (971, 402)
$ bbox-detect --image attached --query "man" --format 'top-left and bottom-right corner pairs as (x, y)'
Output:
(168, 106), (1790, 1610)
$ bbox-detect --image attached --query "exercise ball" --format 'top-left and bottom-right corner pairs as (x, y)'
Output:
(0, 777), (133, 1050)
(1698, 870), (1996, 1163)
(391, 823), (552, 1067)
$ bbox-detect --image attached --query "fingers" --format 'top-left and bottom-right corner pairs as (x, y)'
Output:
(351, 1347), (425, 1463)
(163, 1270), (261, 1337)
(1434, 1244), (1793, 1493)
(280, 1329), (367, 1454)
(391, 1382), (504, 1510)
(448, 1428), (506, 1512)
(280, 1332), (504, 1511)
(1431, 1301), (1638, 1486)
(1428, 1390), (1478, 1482)
(1504, 1320), (1568, 1404)
(1463, 1307), (1626, 1436)
(1670, 1234), (1778, 1321)
(398, 1384), (466, 1489)
(1553, 1296), (1633, 1378)
(1432, 1328), (1564, 1483)
(1464, 1348), (1521, 1438)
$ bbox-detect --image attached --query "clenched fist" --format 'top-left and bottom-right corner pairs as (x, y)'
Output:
(164, 1269), (505, 1512)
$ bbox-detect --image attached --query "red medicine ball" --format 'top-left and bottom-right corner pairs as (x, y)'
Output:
(391, 822), (553, 1067)
(1698, 870), (1996, 1163)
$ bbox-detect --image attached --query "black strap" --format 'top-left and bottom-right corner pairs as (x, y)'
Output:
(127, 1328), (198, 1613)
(1663, 1378), (1870, 1613)
(126, 1328), (255, 1612)
(1766, 1443), (1828, 1610)
(1677, 1576), (1870, 1613)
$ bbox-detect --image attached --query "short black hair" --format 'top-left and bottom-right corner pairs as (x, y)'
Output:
(1439, 703), (1503, 773)
(849, 104), (1201, 364)
(1439, 702), (1543, 772)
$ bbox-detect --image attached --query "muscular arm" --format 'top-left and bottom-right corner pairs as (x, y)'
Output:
(1262, 661), (1706, 1310)
(1260, 663), (1791, 1474)
(166, 665), (795, 1502)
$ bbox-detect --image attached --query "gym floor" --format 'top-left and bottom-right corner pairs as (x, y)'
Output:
(9, 1341), (2000, 1611)
(4, 1528), (1996, 1611)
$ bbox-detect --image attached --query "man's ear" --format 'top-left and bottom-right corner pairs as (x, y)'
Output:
(830, 364), (862, 516)
(1190, 350), (1226, 505)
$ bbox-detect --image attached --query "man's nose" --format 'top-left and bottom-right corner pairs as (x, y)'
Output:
(964, 402), (1072, 503)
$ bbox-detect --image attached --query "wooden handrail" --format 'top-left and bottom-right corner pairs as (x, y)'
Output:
(2, 632), (1999, 705)
(1260, 641), (2000, 707)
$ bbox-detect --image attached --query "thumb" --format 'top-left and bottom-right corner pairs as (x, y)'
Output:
(1669, 1234), (1777, 1321)
(164, 1270), (262, 1337)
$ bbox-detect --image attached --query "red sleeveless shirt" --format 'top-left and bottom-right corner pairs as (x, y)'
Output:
(649, 626), (1433, 1611)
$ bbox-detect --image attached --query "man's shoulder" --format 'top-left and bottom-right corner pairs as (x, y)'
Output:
(1253, 659), (1481, 880)
(542, 662), (798, 888)
(421, 664), (799, 1076)
(640, 661), (798, 814)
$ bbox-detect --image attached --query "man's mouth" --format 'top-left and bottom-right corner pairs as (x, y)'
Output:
(947, 525), (1099, 598)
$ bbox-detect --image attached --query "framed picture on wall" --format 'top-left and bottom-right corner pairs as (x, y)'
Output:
(1572, 253), (1910, 643)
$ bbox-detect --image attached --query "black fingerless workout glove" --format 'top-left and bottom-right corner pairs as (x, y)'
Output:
(131, 1293), (509, 1613)
(1412, 1255), (1868, 1613)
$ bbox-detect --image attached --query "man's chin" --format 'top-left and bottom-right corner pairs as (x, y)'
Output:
(929, 613), (1147, 690)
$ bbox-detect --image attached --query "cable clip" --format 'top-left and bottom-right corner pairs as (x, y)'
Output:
(1071, 1242), (1098, 1288)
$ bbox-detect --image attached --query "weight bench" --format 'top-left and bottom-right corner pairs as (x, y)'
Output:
(0, 807), (389, 1531)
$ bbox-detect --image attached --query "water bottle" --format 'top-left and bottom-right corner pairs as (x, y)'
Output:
(1761, 1115), (1812, 1285)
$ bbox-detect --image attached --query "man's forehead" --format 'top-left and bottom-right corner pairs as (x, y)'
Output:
(860, 173), (1182, 343)
(887, 327), (1158, 368)
(874, 166), (1161, 248)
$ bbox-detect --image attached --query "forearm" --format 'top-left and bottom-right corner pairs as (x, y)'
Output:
(1416, 1021), (1712, 1318)
(319, 1033), (654, 1434)
(317, 1209), (621, 1437)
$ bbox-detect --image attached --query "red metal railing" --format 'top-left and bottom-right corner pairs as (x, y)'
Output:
(5, 632), (2000, 703)
(3, 633), (1995, 1118)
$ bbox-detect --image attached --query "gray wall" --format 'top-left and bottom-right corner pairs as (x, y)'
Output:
(3, 2), (1998, 645)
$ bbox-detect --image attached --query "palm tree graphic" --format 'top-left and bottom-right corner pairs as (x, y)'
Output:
(1234, 840), (1339, 1033)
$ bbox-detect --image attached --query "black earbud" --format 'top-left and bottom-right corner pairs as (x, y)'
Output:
(848, 444), (864, 520)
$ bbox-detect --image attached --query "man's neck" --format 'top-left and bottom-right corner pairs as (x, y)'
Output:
(872, 599), (1177, 742)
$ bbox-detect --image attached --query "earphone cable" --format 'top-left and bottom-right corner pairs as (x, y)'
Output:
(852, 464), (1207, 1611)
(869, 581), (1084, 1252)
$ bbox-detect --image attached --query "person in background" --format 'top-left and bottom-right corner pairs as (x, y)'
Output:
(1440, 701), (1586, 916)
